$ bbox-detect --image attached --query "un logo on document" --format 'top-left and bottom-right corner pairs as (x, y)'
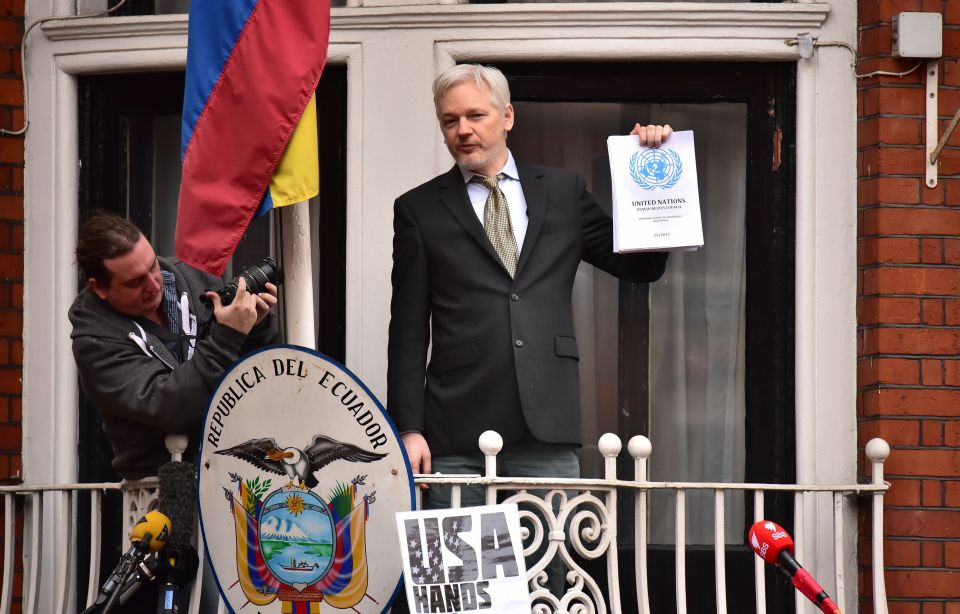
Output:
(629, 148), (683, 190)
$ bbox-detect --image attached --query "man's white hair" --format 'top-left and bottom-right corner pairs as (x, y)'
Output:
(433, 64), (511, 115)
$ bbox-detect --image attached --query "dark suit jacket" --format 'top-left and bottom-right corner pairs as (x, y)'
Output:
(387, 160), (668, 457)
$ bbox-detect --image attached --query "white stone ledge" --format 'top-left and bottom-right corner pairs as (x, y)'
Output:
(40, 3), (829, 40)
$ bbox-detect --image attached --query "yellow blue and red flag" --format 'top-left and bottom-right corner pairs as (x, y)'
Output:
(314, 494), (370, 606)
(231, 496), (281, 607)
(175, 0), (329, 275)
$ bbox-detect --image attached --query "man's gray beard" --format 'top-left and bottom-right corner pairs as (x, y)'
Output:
(456, 152), (491, 173)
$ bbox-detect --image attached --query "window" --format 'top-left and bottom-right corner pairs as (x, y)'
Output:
(502, 61), (796, 613)
(74, 67), (348, 601)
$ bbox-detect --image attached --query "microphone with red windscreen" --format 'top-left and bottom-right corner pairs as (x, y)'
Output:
(748, 520), (841, 614)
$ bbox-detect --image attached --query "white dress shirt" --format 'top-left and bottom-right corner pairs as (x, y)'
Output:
(459, 150), (529, 253)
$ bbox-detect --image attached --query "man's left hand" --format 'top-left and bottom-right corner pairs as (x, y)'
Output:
(631, 123), (673, 148)
(254, 282), (278, 326)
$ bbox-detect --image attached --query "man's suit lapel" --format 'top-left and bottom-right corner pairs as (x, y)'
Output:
(516, 161), (546, 276)
(438, 165), (505, 270)
(437, 161), (549, 278)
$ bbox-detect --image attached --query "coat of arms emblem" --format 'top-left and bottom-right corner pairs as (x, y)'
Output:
(198, 346), (414, 613)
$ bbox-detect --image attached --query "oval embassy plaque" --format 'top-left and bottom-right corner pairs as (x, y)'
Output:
(198, 345), (414, 613)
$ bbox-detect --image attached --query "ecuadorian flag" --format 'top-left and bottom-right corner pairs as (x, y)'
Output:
(232, 495), (280, 607)
(313, 499), (369, 606)
(175, 0), (330, 275)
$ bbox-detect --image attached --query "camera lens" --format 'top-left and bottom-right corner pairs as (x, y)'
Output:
(242, 267), (269, 295)
(199, 257), (283, 307)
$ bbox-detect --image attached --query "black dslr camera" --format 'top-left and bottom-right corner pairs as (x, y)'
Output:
(200, 257), (284, 307)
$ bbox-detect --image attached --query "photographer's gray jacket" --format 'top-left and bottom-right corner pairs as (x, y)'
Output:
(69, 257), (279, 479)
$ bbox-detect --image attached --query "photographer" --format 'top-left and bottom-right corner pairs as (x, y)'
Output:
(69, 211), (280, 480)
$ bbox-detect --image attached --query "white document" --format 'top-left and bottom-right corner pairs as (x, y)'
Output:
(607, 130), (704, 252)
(396, 503), (529, 614)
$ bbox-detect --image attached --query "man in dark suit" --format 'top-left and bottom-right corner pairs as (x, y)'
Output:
(387, 64), (670, 507)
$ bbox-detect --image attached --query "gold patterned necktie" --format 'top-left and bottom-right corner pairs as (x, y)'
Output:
(472, 173), (519, 278)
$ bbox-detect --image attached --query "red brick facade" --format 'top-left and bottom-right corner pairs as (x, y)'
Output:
(0, 0), (22, 486)
(858, 2), (960, 613)
(0, 0), (23, 610)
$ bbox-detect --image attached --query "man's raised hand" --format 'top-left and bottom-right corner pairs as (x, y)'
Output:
(206, 277), (259, 334)
(631, 123), (673, 148)
(253, 282), (278, 326)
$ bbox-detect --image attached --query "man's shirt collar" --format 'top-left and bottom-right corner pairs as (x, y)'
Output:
(160, 269), (181, 336)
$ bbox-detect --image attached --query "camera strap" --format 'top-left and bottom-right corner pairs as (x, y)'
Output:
(179, 292), (197, 361)
(128, 322), (178, 371)
(127, 323), (151, 358)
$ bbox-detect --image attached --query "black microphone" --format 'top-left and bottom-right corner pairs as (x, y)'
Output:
(86, 511), (171, 613)
(158, 455), (196, 548)
(156, 448), (199, 613)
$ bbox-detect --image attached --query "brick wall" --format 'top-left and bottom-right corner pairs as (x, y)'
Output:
(0, 0), (23, 610)
(858, 2), (960, 613)
(0, 0), (22, 484)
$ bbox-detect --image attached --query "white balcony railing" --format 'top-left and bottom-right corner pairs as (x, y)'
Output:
(0, 434), (891, 614)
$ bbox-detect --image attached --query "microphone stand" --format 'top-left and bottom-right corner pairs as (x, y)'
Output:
(101, 556), (157, 614)
(81, 552), (157, 614)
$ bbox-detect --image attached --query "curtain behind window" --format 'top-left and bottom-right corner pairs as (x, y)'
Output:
(645, 103), (747, 545)
(510, 101), (747, 545)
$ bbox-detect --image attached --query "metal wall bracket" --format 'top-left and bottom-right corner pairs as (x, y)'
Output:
(926, 59), (939, 188)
